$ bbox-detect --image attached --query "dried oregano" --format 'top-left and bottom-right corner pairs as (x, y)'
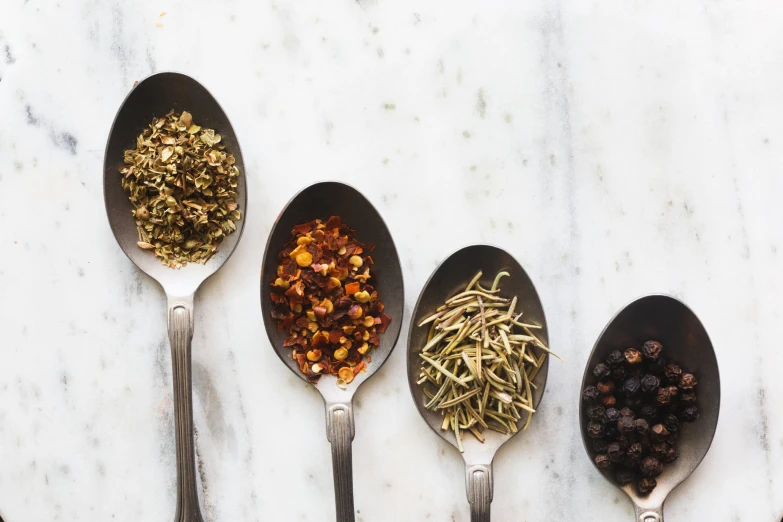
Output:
(119, 110), (241, 268)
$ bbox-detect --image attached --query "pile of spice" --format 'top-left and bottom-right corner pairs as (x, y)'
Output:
(119, 110), (242, 268)
(583, 341), (700, 495)
(269, 216), (391, 388)
(415, 270), (559, 452)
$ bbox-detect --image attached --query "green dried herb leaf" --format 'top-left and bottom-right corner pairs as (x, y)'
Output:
(118, 110), (242, 269)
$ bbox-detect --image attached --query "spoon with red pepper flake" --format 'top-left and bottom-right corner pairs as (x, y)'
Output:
(261, 182), (403, 522)
(579, 295), (720, 522)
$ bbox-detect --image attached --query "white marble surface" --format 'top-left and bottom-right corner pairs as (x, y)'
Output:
(1, 1), (782, 520)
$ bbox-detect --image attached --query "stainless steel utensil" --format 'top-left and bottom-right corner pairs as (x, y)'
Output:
(104, 72), (247, 522)
(260, 181), (404, 522)
(407, 244), (550, 522)
(579, 294), (720, 522)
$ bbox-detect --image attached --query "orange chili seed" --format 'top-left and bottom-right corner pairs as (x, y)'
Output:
(338, 367), (354, 383)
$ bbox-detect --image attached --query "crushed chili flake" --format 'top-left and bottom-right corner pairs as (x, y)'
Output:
(270, 216), (391, 385)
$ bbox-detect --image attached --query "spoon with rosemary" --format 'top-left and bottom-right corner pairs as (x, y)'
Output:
(407, 245), (555, 521)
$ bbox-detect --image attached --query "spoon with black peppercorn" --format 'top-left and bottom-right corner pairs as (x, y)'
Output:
(104, 72), (247, 522)
(407, 245), (550, 522)
(579, 294), (720, 522)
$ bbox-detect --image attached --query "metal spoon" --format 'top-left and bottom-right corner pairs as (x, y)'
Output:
(406, 244), (550, 522)
(579, 294), (720, 522)
(260, 181), (404, 522)
(103, 72), (247, 522)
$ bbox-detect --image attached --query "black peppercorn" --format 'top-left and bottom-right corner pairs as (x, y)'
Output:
(650, 442), (668, 460)
(627, 442), (643, 461)
(593, 438), (609, 453)
(663, 414), (680, 434)
(679, 373), (698, 390)
(640, 457), (663, 477)
(680, 389), (696, 404)
(624, 348), (643, 365)
(662, 446), (679, 463)
(618, 415), (635, 434)
(634, 418), (650, 435)
(607, 442), (625, 463)
(582, 385), (600, 402)
(618, 407), (634, 419)
(601, 395), (617, 408)
(651, 424), (670, 440)
(639, 404), (659, 422)
(597, 380), (616, 395)
(587, 421), (605, 438)
(640, 374), (660, 394)
(604, 424), (619, 438)
(655, 387), (673, 405)
(637, 434), (651, 451)
(616, 470), (635, 485)
(626, 366), (642, 379)
(680, 405), (700, 422)
(625, 396), (643, 410)
(607, 350), (625, 368)
(595, 453), (612, 469)
(642, 341), (663, 360)
(586, 403), (606, 420)
(622, 376), (641, 396)
(638, 477), (657, 495)
(593, 363), (611, 380)
(646, 356), (666, 375)
(605, 407), (620, 423)
(666, 385), (679, 398)
(612, 366), (627, 382)
(664, 363), (682, 383)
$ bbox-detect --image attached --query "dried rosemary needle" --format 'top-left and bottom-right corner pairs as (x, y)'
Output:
(119, 110), (241, 269)
(416, 270), (561, 451)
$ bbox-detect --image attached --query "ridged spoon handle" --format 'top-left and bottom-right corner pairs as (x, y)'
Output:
(326, 402), (355, 522)
(635, 505), (663, 522)
(168, 295), (205, 522)
(466, 463), (493, 522)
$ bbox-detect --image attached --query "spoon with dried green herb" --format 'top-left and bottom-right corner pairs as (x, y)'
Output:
(407, 245), (555, 522)
(104, 72), (247, 522)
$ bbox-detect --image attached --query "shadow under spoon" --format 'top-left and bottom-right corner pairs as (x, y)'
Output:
(104, 72), (247, 522)
(260, 181), (404, 522)
(407, 244), (550, 522)
(579, 295), (720, 522)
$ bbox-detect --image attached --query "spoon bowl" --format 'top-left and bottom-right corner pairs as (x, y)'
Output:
(579, 294), (720, 522)
(407, 244), (549, 521)
(260, 181), (403, 522)
(104, 71), (247, 522)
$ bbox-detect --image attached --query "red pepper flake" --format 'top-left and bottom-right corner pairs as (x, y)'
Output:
(270, 216), (391, 384)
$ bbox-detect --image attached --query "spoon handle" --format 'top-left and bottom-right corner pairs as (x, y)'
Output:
(168, 296), (205, 522)
(466, 463), (493, 522)
(326, 402), (355, 522)
(634, 505), (663, 522)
